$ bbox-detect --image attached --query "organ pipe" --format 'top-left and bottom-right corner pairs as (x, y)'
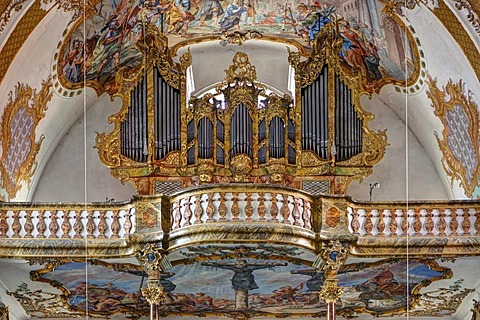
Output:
(120, 77), (147, 162)
(301, 64), (329, 160)
(334, 73), (363, 162)
(154, 66), (181, 160)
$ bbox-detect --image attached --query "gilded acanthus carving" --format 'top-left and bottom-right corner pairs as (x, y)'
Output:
(454, 0), (480, 36)
(319, 278), (344, 304)
(426, 75), (480, 198)
(0, 0), (29, 33)
(0, 77), (52, 200)
(321, 240), (349, 279)
(384, 0), (439, 15)
(141, 280), (167, 305)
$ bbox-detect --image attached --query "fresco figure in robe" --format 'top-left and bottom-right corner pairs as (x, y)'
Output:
(338, 20), (368, 75)
(354, 269), (407, 310)
(167, 0), (197, 34)
(218, 0), (247, 31)
(197, 0), (224, 26)
(202, 259), (287, 309)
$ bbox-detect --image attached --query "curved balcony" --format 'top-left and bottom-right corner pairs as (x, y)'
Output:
(1, 186), (480, 257)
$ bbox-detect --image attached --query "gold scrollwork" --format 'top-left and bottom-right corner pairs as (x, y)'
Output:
(321, 240), (349, 279)
(426, 75), (480, 197)
(141, 280), (167, 305)
(0, 77), (52, 199)
(319, 279), (344, 304)
(472, 299), (480, 320)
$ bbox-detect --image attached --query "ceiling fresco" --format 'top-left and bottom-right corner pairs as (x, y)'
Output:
(19, 245), (452, 319)
(59, 0), (417, 92)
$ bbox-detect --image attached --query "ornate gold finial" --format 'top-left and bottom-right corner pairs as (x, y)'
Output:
(137, 22), (169, 62)
(136, 243), (170, 306)
(135, 243), (169, 280)
(223, 52), (257, 84)
(319, 279), (344, 304)
(141, 280), (168, 305)
(318, 241), (348, 304)
(321, 240), (349, 278)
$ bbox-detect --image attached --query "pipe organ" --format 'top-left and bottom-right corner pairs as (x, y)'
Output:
(96, 22), (387, 195)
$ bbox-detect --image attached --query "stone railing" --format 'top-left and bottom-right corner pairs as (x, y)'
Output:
(348, 201), (480, 237)
(0, 203), (135, 239)
(169, 186), (313, 231)
(2, 187), (480, 255)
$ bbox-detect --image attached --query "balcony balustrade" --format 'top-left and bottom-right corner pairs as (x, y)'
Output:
(348, 203), (480, 238)
(1, 186), (479, 257)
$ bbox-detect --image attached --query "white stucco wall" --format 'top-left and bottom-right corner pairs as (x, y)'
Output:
(347, 92), (449, 201)
(32, 94), (135, 202)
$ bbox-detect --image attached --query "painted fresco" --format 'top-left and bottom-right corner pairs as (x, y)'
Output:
(33, 256), (449, 318)
(60, 0), (416, 90)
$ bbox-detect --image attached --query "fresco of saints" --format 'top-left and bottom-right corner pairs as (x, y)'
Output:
(197, 0), (225, 27)
(218, 0), (247, 32)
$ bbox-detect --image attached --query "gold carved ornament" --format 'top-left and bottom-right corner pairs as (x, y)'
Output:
(95, 22), (192, 185)
(289, 24), (388, 181)
(184, 52), (297, 183)
(136, 243), (170, 305)
(426, 75), (480, 197)
(317, 241), (349, 304)
(141, 280), (167, 305)
(0, 77), (52, 199)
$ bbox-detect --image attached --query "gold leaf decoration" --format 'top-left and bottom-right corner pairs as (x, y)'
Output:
(426, 75), (480, 198)
(0, 76), (52, 199)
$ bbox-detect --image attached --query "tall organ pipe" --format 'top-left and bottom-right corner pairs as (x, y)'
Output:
(154, 66), (181, 160)
(334, 74), (362, 161)
(301, 65), (328, 160)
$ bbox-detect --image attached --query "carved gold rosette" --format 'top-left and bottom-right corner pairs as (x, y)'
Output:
(426, 75), (480, 197)
(0, 77), (52, 200)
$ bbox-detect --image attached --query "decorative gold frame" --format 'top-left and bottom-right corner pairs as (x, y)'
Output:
(0, 77), (52, 199)
(95, 23), (192, 191)
(288, 24), (388, 191)
(426, 75), (480, 197)
(95, 22), (388, 194)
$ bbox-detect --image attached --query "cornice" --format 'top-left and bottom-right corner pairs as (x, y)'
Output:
(0, 0), (46, 86)
(432, 0), (480, 82)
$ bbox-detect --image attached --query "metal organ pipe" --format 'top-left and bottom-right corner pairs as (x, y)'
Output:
(153, 66), (181, 160)
(120, 76), (148, 162)
(334, 74), (363, 162)
(301, 65), (328, 160)
(230, 103), (253, 157)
